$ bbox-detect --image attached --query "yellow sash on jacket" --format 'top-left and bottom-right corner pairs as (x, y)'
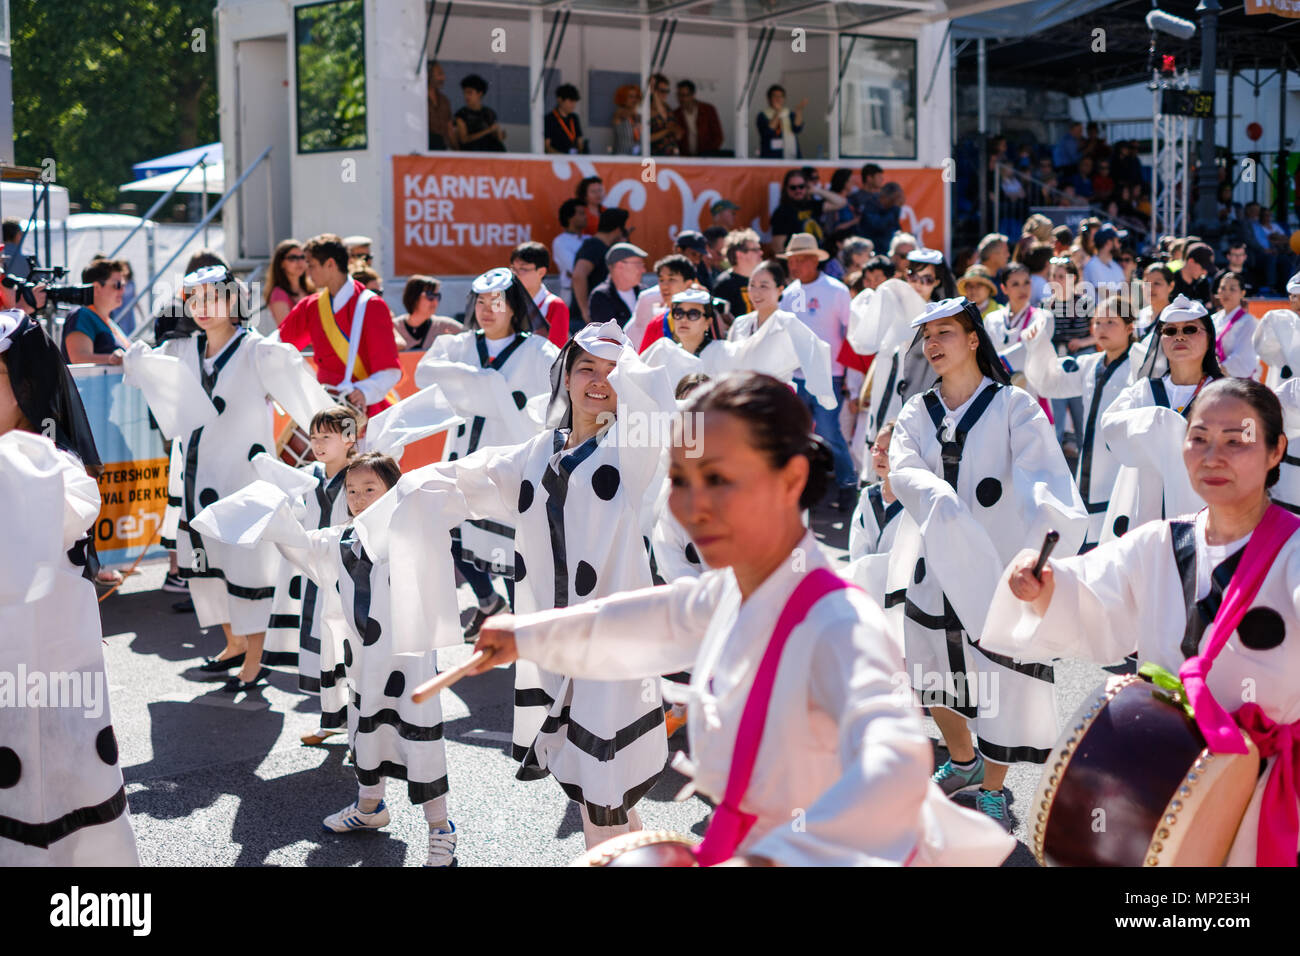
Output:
(317, 290), (399, 405)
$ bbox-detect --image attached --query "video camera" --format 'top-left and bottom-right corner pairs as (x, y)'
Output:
(1, 266), (96, 309)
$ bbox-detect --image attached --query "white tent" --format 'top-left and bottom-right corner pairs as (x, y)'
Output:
(119, 164), (225, 195)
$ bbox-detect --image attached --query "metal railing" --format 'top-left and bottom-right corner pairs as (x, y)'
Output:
(107, 152), (214, 260)
(126, 145), (273, 342)
(990, 166), (1151, 242)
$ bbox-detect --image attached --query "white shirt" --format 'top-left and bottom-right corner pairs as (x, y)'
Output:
(483, 332), (516, 359)
(552, 232), (586, 294)
(616, 286), (638, 316)
(1083, 255), (1126, 295)
(781, 273), (852, 376)
(331, 279), (400, 404)
(1160, 374), (1199, 413)
(626, 286), (665, 346)
(1194, 509), (1251, 602)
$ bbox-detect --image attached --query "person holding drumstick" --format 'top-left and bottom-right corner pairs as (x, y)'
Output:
(987, 377), (1298, 867)
(465, 373), (1014, 866)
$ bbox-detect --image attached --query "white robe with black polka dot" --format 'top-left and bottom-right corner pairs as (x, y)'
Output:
(889, 381), (1088, 765)
(984, 516), (1300, 866)
(0, 432), (139, 865)
(123, 329), (334, 634)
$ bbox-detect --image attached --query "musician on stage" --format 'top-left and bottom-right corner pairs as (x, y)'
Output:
(464, 373), (1014, 866)
(988, 377), (1299, 866)
(277, 233), (402, 418)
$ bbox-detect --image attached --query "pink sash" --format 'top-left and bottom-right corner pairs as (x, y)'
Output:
(1178, 503), (1300, 866)
(693, 567), (856, 866)
(1214, 307), (1248, 363)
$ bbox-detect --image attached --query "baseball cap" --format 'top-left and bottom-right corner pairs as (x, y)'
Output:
(674, 230), (708, 254)
(710, 199), (740, 215)
(605, 242), (649, 266)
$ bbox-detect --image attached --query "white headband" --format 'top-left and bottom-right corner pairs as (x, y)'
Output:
(471, 267), (514, 294)
(910, 296), (971, 328)
(907, 248), (944, 265)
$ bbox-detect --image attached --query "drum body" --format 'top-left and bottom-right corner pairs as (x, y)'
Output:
(571, 830), (699, 867)
(1033, 675), (1259, 867)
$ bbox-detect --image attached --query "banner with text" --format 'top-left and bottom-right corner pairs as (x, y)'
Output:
(393, 155), (946, 276)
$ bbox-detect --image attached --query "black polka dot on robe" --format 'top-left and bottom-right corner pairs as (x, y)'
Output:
(343, 640), (353, 668)
(383, 671), (406, 698)
(575, 560), (598, 596)
(1283, 366), (1293, 380)
(975, 477), (1003, 507)
(1237, 607), (1286, 651)
(512, 390), (528, 410)
(685, 542), (700, 565)
(518, 480), (534, 513)
(199, 488), (219, 509)
(1062, 358), (1079, 372)
(288, 576), (303, 600)
(914, 558), (925, 584)
(1113, 515), (1130, 537)
(362, 618), (382, 646)
(591, 464), (621, 501)
(0, 747), (20, 788)
(95, 726), (119, 766)
(514, 551), (526, 581)
(456, 423), (467, 437)
(247, 444), (267, 460)
(212, 396), (226, 413)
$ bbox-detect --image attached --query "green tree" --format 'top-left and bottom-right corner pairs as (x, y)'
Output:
(11, 0), (219, 210)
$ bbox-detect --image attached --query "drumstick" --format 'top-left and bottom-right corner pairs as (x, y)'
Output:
(411, 648), (494, 703)
(1031, 530), (1059, 581)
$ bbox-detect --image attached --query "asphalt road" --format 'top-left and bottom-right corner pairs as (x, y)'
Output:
(99, 502), (1115, 867)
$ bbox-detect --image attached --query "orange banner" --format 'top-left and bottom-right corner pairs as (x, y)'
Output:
(393, 155), (946, 276)
(95, 456), (170, 554)
(1245, 0), (1300, 17)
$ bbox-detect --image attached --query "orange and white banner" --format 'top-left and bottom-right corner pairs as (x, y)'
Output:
(393, 154), (946, 276)
(1245, 0), (1300, 17)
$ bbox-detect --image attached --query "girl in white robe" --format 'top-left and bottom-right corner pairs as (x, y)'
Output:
(123, 266), (333, 687)
(889, 297), (1088, 827)
(1099, 295), (1224, 544)
(466, 371), (1014, 866)
(845, 421), (905, 614)
(639, 288), (727, 393)
(983, 262), (1052, 400)
(414, 268), (558, 629)
(192, 453), (460, 866)
(355, 320), (677, 849)
(1252, 307), (1300, 513)
(0, 313), (138, 866)
(1021, 295), (1135, 550)
(1210, 271), (1259, 380)
(846, 264), (935, 444)
(986, 378), (1298, 867)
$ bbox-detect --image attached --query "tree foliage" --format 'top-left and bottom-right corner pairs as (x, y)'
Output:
(11, 0), (219, 210)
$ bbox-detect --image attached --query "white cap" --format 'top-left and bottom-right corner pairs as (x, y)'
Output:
(1159, 294), (1209, 325)
(910, 296), (971, 328)
(0, 309), (24, 354)
(907, 248), (944, 265)
(1287, 271), (1300, 295)
(470, 267), (514, 294)
(182, 265), (230, 288)
(670, 288), (712, 306)
(572, 319), (631, 360)
(344, 235), (373, 248)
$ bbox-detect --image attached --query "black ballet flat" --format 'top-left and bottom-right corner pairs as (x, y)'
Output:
(198, 653), (246, 672)
(221, 667), (270, 693)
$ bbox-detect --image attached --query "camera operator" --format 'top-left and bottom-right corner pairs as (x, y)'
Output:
(2, 218), (33, 279)
(60, 258), (132, 365)
(0, 267), (47, 314)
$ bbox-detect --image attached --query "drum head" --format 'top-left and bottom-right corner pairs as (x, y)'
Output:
(571, 830), (699, 867)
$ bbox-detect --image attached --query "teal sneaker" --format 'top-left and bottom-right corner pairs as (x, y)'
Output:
(975, 788), (1011, 831)
(931, 754), (985, 796)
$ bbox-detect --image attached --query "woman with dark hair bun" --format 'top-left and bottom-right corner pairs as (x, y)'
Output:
(888, 297), (1088, 829)
(467, 370), (1015, 866)
(988, 376), (1298, 867)
(1099, 294), (1224, 545)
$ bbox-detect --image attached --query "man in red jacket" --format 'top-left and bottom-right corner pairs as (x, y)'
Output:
(674, 80), (723, 157)
(277, 233), (401, 417)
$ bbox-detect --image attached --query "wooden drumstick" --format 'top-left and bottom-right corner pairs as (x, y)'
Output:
(1031, 530), (1059, 581)
(411, 648), (494, 703)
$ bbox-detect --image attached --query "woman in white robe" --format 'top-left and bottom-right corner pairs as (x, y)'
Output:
(639, 288), (727, 393)
(414, 268), (558, 630)
(1210, 271), (1258, 380)
(192, 454), (459, 866)
(123, 266), (333, 687)
(1021, 294), (1135, 550)
(356, 320), (677, 849)
(467, 371), (1014, 866)
(1252, 307), (1300, 513)
(889, 297), (1088, 827)
(1098, 295), (1224, 545)
(983, 262), (1053, 400)
(0, 313), (138, 866)
(987, 378), (1298, 867)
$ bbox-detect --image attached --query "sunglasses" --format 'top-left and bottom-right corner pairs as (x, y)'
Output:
(285, 253), (307, 262)
(423, 290), (441, 300)
(788, 183), (807, 191)
(739, 244), (762, 254)
(353, 253), (373, 264)
(106, 280), (125, 289)
(1161, 323), (1205, 337)
(908, 272), (938, 286)
(671, 307), (708, 321)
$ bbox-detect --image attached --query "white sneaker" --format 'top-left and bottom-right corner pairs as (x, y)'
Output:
(424, 820), (458, 867)
(322, 800), (390, 833)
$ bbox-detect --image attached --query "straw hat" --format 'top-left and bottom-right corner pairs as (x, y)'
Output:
(957, 264), (998, 298)
(780, 233), (829, 261)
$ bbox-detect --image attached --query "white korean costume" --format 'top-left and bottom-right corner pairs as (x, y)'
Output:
(359, 324), (676, 826)
(1212, 306), (1259, 380)
(846, 279), (934, 443)
(715, 309), (836, 409)
(890, 378), (1088, 764)
(192, 484), (451, 807)
(984, 513), (1300, 866)
(415, 329), (558, 576)
(1022, 320), (1134, 550)
(0, 432), (139, 865)
(123, 329), (333, 634)
(507, 529), (1015, 865)
(984, 304), (1050, 396)
(1253, 309), (1300, 511)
